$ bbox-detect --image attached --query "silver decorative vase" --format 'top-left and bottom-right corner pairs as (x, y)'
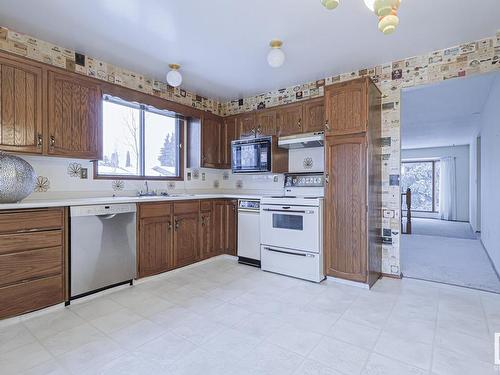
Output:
(0, 152), (37, 203)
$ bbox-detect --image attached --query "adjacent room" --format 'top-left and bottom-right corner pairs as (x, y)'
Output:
(0, 1), (499, 374)
(401, 72), (500, 293)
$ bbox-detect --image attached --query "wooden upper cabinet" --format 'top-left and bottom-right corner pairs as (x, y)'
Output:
(222, 116), (237, 168)
(255, 110), (277, 136)
(324, 135), (367, 282)
(0, 56), (43, 154)
(201, 116), (221, 168)
(325, 78), (367, 136)
(303, 98), (325, 133)
(276, 104), (303, 137)
(47, 70), (102, 159)
(238, 113), (256, 138)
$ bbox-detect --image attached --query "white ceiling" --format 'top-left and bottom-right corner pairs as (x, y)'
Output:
(401, 72), (499, 149)
(0, 0), (499, 100)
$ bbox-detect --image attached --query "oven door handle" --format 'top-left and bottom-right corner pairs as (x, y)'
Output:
(262, 208), (314, 214)
(263, 247), (312, 257)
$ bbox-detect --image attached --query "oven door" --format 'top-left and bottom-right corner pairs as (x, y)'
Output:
(232, 139), (271, 173)
(260, 204), (320, 252)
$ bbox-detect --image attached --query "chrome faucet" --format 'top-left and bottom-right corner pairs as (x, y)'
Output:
(137, 180), (157, 197)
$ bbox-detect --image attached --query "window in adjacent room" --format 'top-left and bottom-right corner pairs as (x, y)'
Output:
(96, 95), (183, 180)
(401, 160), (440, 212)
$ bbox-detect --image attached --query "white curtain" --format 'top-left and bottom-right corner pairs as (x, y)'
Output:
(439, 156), (457, 221)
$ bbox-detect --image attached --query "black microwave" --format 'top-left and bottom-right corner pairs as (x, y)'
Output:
(231, 137), (272, 173)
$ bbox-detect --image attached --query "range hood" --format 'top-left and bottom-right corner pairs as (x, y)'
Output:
(278, 132), (324, 149)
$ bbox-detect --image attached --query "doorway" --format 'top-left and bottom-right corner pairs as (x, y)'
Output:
(400, 72), (500, 293)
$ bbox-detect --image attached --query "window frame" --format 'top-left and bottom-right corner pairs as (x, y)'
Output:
(401, 160), (440, 213)
(94, 94), (185, 181)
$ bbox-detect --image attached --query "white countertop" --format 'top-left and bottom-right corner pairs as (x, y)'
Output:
(0, 193), (268, 211)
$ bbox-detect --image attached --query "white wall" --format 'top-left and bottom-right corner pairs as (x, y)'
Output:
(478, 75), (500, 273)
(469, 136), (481, 232)
(401, 145), (470, 222)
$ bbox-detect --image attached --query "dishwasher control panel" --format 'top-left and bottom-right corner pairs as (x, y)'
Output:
(70, 203), (137, 217)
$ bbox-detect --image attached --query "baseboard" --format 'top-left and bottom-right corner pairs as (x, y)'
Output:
(327, 276), (370, 289)
(382, 272), (402, 279)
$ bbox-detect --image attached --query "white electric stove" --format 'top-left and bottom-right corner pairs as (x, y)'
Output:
(260, 172), (325, 282)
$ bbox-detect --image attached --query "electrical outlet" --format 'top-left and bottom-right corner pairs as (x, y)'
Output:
(202, 172), (206, 181)
(187, 172), (192, 181)
(80, 168), (88, 179)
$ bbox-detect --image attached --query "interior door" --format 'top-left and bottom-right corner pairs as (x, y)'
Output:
(325, 78), (367, 136)
(173, 213), (199, 267)
(0, 56), (43, 154)
(324, 134), (367, 282)
(47, 70), (101, 159)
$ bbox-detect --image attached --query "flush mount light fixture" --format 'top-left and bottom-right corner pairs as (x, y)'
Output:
(166, 63), (182, 87)
(320, 0), (402, 34)
(321, 0), (340, 10)
(267, 40), (285, 68)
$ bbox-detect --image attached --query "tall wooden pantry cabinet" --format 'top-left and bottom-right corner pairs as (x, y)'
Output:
(323, 77), (382, 287)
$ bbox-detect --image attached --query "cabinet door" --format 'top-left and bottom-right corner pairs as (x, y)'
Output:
(225, 200), (238, 255)
(213, 200), (226, 254)
(173, 213), (199, 268)
(238, 113), (256, 138)
(0, 56), (43, 154)
(276, 104), (303, 137)
(200, 210), (216, 259)
(324, 135), (367, 282)
(138, 216), (172, 277)
(47, 70), (101, 159)
(325, 79), (367, 136)
(221, 116), (237, 168)
(201, 116), (221, 168)
(255, 110), (277, 136)
(303, 98), (325, 133)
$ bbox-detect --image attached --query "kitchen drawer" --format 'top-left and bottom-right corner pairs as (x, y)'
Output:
(0, 275), (63, 319)
(0, 230), (63, 255)
(0, 246), (63, 287)
(200, 200), (212, 212)
(139, 203), (172, 218)
(0, 208), (64, 234)
(174, 201), (199, 214)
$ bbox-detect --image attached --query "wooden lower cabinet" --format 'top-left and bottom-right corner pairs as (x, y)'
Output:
(0, 208), (66, 320)
(137, 199), (237, 279)
(173, 212), (199, 267)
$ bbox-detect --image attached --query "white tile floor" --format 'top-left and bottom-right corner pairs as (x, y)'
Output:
(1, 256), (500, 375)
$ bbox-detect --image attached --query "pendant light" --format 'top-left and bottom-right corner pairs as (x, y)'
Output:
(321, 0), (340, 10)
(364, 0), (401, 35)
(267, 40), (285, 68)
(166, 64), (182, 87)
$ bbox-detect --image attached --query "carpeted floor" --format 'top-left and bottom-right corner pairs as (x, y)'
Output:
(401, 234), (500, 293)
(406, 217), (477, 239)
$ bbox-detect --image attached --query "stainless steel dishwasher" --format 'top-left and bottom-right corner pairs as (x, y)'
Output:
(70, 203), (137, 300)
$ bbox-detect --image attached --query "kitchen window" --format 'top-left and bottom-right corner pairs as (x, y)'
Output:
(96, 95), (183, 180)
(401, 160), (440, 212)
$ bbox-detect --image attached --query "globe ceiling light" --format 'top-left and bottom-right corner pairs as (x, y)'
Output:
(321, 0), (340, 10)
(267, 40), (285, 68)
(166, 63), (182, 87)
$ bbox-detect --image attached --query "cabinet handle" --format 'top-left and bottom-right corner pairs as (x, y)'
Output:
(36, 134), (43, 147)
(201, 216), (205, 226)
(49, 135), (55, 148)
(298, 119), (302, 129)
(167, 221), (172, 231)
(325, 120), (330, 130)
(175, 219), (181, 230)
(325, 173), (329, 184)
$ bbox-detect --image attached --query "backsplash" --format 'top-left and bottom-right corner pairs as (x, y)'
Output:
(21, 155), (285, 200)
(0, 26), (221, 115)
